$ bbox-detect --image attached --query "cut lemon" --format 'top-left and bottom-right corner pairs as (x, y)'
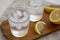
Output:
(44, 7), (59, 13)
(49, 9), (60, 24)
(35, 21), (46, 34)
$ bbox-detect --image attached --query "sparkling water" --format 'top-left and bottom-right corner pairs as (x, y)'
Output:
(8, 9), (30, 37)
(25, 0), (45, 22)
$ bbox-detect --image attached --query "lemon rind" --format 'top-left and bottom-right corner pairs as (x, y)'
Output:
(44, 7), (59, 12)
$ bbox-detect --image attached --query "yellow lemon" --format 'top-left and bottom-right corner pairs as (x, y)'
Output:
(44, 7), (59, 13)
(49, 9), (60, 24)
(35, 21), (46, 34)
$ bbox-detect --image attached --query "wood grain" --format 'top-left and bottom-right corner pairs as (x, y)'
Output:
(1, 12), (60, 40)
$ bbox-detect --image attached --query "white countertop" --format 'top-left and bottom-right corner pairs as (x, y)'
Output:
(0, 0), (14, 18)
(46, 0), (60, 6)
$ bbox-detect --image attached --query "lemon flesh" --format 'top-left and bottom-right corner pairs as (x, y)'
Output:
(51, 10), (60, 20)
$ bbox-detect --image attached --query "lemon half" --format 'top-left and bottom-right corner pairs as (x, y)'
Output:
(35, 21), (46, 34)
(49, 9), (60, 24)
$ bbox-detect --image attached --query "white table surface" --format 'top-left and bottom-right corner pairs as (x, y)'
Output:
(0, 0), (60, 40)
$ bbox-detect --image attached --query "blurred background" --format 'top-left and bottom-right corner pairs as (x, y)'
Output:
(0, 0), (60, 40)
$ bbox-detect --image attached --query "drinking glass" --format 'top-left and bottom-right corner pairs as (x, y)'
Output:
(25, 0), (45, 22)
(8, 7), (30, 37)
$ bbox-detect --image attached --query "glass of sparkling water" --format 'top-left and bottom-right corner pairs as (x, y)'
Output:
(8, 7), (30, 37)
(25, 0), (45, 22)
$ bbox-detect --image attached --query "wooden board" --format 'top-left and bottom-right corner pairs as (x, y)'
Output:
(1, 12), (60, 40)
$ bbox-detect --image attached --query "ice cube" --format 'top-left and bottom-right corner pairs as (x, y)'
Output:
(16, 10), (23, 17)
(13, 10), (23, 19)
(13, 12), (17, 19)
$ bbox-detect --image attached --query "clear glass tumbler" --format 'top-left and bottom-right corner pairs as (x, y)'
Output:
(8, 7), (30, 37)
(25, 0), (45, 22)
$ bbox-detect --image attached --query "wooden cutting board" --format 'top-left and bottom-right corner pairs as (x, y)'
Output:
(1, 12), (60, 40)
